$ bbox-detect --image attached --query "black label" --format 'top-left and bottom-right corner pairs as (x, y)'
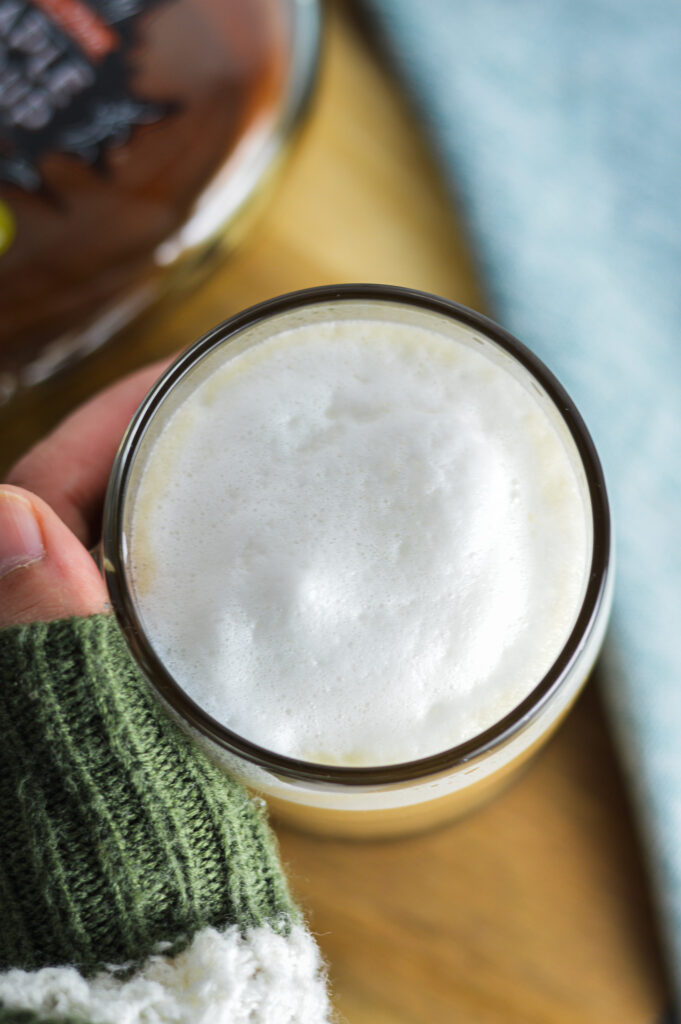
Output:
(0, 0), (175, 191)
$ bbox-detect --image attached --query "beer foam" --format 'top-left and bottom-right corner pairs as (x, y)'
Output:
(128, 318), (591, 766)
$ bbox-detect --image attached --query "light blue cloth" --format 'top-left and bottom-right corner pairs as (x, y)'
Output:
(363, 0), (681, 1002)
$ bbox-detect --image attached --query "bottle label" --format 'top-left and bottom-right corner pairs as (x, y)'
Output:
(0, 0), (175, 192)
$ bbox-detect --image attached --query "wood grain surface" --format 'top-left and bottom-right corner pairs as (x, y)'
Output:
(0, 4), (670, 1021)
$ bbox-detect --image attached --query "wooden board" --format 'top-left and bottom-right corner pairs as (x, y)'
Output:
(0, 4), (669, 1020)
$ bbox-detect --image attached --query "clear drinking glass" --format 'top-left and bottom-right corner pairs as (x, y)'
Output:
(102, 285), (613, 839)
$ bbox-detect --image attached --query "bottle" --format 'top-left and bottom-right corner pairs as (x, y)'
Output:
(0, 0), (320, 399)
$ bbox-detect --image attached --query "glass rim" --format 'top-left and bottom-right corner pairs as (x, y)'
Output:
(102, 283), (612, 787)
(157, 0), (323, 266)
(272, 0), (323, 154)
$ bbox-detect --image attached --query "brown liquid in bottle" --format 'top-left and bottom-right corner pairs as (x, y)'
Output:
(0, 0), (292, 388)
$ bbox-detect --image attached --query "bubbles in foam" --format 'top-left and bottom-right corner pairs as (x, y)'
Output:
(128, 319), (590, 766)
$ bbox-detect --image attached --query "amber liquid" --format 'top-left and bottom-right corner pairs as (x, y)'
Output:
(0, 0), (288, 380)
(263, 762), (526, 840)
(256, 687), (584, 840)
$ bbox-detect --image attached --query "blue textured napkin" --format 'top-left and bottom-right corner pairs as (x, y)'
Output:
(363, 0), (681, 1001)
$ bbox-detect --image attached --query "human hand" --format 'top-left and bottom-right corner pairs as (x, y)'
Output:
(0, 361), (169, 627)
(0, 357), (332, 1022)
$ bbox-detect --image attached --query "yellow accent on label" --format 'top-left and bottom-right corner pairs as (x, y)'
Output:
(0, 201), (15, 256)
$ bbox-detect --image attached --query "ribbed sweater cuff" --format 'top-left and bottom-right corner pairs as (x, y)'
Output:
(0, 615), (331, 1024)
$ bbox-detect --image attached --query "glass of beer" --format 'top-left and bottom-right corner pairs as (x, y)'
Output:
(102, 285), (613, 839)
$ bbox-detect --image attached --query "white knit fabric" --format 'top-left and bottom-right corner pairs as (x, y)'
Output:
(0, 923), (332, 1023)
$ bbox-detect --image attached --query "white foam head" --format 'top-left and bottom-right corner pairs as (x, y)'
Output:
(125, 303), (592, 766)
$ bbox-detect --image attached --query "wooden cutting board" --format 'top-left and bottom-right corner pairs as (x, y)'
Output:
(0, 4), (669, 1020)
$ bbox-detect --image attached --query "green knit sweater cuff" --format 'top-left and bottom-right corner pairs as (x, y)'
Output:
(0, 1010), (88, 1024)
(0, 614), (297, 976)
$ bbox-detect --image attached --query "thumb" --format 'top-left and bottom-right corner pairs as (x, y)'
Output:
(0, 485), (109, 627)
